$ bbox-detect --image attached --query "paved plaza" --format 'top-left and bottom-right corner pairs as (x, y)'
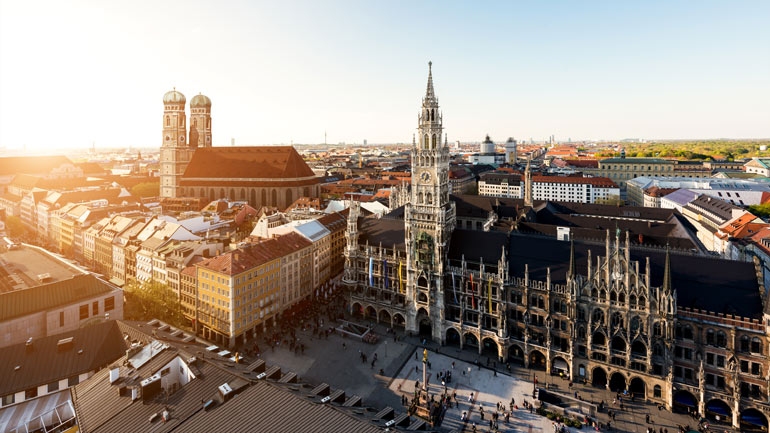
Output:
(252, 318), (722, 433)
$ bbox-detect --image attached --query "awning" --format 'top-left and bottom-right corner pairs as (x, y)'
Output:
(553, 358), (569, 372)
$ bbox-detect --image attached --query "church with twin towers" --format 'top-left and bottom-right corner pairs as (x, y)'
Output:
(343, 62), (770, 428)
(159, 90), (319, 208)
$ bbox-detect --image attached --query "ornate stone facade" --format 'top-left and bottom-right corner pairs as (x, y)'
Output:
(343, 64), (770, 431)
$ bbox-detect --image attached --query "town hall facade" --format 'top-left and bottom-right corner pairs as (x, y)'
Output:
(343, 63), (770, 431)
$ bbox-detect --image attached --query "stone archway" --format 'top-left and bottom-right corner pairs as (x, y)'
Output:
(365, 306), (377, 320)
(464, 333), (479, 349)
(416, 308), (431, 338)
(591, 367), (607, 388)
(392, 313), (405, 329)
(609, 372), (626, 392)
(529, 350), (546, 370)
(351, 302), (363, 318)
(481, 337), (499, 358)
(508, 344), (524, 365)
(740, 408), (768, 432)
(446, 328), (461, 347)
(378, 309), (391, 325)
(705, 399), (731, 425)
(629, 377), (646, 398)
(552, 356), (569, 375)
(673, 390), (697, 414)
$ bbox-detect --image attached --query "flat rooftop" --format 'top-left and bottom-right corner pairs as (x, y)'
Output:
(0, 245), (85, 294)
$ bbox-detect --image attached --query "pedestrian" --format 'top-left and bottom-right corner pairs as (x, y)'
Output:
(469, 392), (474, 402)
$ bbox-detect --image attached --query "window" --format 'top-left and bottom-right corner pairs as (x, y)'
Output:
(79, 305), (89, 320)
(653, 385), (662, 398)
(68, 376), (80, 387)
(48, 381), (59, 393)
(59, 311), (64, 327)
(2, 394), (14, 406)
(751, 337), (762, 354)
(92, 301), (99, 316)
(25, 388), (38, 400)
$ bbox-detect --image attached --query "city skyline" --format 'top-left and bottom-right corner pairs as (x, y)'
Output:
(0, 0), (769, 151)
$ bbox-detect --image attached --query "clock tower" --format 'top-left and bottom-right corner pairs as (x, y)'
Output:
(404, 62), (456, 341)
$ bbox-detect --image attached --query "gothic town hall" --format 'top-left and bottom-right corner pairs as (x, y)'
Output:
(342, 63), (770, 431)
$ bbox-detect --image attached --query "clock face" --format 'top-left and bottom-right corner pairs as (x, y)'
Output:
(420, 171), (431, 182)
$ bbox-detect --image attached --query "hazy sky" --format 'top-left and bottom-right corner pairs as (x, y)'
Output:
(0, 1), (768, 151)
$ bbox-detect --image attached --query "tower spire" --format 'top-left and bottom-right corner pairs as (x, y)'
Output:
(425, 61), (436, 101)
(568, 238), (576, 279)
(662, 244), (672, 293)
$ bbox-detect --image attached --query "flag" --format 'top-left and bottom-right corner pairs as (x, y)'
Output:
(470, 273), (476, 309)
(398, 261), (403, 293)
(488, 276), (493, 313)
(383, 260), (388, 289)
(369, 256), (373, 286)
(451, 271), (458, 304)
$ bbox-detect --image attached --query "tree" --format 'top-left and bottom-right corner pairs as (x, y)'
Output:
(595, 195), (624, 206)
(131, 182), (160, 198)
(463, 182), (478, 195)
(749, 204), (770, 219)
(5, 215), (26, 238)
(123, 280), (187, 329)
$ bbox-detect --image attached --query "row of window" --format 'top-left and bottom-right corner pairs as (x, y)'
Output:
(77, 297), (115, 321)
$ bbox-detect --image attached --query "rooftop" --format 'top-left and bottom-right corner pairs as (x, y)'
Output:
(0, 273), (117, 323)
(183, 146), (316, 180)
(0, 245), (86, 294)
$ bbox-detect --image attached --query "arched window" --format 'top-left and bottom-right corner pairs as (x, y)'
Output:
(653, 385), (661, 398)
(751, 337), (762, 354)
(250, 189), (256, 206)
(706, 329), (715, 346)
(423, 134), (429, 148)
(165, 116), (170, 127)
(431, 134), (436, 149)
(638, 297), (646, 308)
(716, 331), (727, 348)
(207, 118), (211, 129)
(219, 188), (225, 199)
(618, 293), (626, 305)
(426, 193), (432, 204)
(193, 119), (197, 128)
(610, 291), (617, 302)
(629, 295), (637, 308)
(430, 109), (435, 121)
(180, 116), (185, 127)
(591, 288), (598, 299)
(600, 289), (606, 300)
(592, 309), (604, 325)
(240, 188), (246, 200)
(271, 189), (278, 206)
(611, 312), (624, 330)
(653, 322), (663, 337)
(285, 189), (293, 207)
(578, 327), (586, 339)
(261, 189), (267, 206)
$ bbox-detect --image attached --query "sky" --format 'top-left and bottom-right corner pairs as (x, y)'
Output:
(0, 1), (768, 151)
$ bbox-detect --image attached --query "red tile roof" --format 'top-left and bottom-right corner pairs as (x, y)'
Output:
(195, 232), (311, 275)
(532, 176), (618, 188)
(183, 146), (315, 179)
(563, 159), (599, 168)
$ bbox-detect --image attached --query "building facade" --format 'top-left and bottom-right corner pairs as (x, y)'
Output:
(343, 65), (770, 430)
(158, 90), (320, 209)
